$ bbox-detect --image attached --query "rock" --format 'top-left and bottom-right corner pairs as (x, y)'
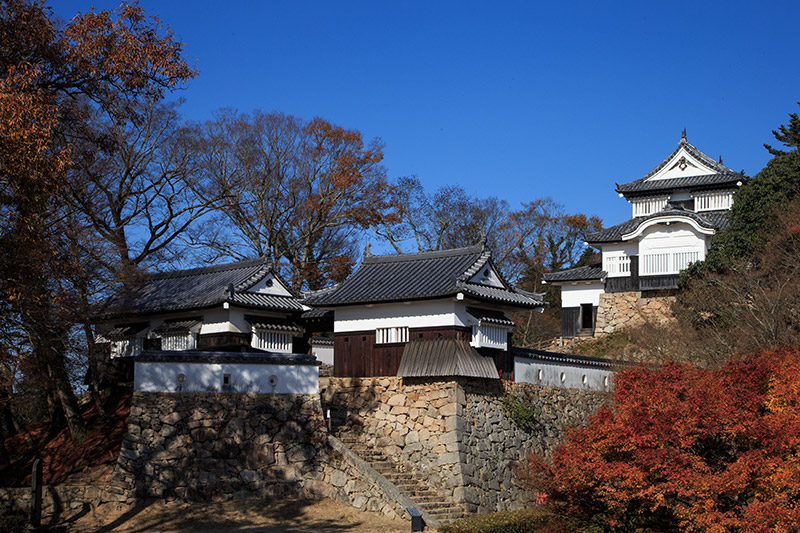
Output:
(161, 412), (182, 426)
(240, 469), (258, 483)
(387, 394), (405, 406)
(330, 470), (348, 487)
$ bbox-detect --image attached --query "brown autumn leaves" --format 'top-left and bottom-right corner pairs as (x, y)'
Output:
(0, 1), (601, 444)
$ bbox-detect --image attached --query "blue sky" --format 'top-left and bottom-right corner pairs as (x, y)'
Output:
(53, 0), (800, 230)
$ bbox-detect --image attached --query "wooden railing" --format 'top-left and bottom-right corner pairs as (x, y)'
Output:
(604, 255), (632, 277)
(695, 191), (733, 211)
(640, 251), (699, 275)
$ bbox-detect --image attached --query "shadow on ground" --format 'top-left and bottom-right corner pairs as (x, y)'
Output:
(65, 497), (408, 533)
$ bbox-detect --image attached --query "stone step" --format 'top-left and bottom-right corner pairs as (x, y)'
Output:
(418, 502), (460, 511)
(427, 510), (465, 522)
(334, 431), (465, 523)
(398, 488), (439, 498)
(391, 480), (433, 489)
(381, 471), (414, 480)
(412, 495), (449, 504)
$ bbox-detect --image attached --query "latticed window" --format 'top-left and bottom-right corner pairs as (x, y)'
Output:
(253, 330), (292, 352)
(472, 324), (509, 349)
(110, 337), (144, 358)
(694, 191), (733, 211)
(161, 333), (196, 351)
(375, 326), (409, 344)
(632, 196), (668, 217)
(603, 254), (631, 278)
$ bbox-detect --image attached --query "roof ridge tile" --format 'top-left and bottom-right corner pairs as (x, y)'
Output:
(149, 256), (269, 280)
(362, 243), (484, 264)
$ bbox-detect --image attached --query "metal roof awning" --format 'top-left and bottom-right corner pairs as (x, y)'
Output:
(397, 338), (499, 380)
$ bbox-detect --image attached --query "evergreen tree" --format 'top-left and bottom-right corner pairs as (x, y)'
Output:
(687, 103), (800, 274)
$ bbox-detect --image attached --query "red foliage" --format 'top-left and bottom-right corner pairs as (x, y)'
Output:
(523, 348), (800, 532)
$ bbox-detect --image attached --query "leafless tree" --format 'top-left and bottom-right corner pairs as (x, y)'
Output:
(189, 109), (395, 290)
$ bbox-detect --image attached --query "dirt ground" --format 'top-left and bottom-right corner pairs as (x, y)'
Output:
(57, 497), (415, 532)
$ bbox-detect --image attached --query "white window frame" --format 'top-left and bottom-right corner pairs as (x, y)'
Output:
(694, 191), (733, 212)
(640, 250), (701, 276)
(375, 326), (409, 344)
(252, 329), (293, 353)
(110, 337), (144, 358)
(160, 332), (197, 351)
(603, 253), (631, 278)
(631, 196), (668, 217)
(470, 324), (511, 349)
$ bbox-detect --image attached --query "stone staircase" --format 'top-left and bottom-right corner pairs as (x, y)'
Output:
(335, 430), (466, 525)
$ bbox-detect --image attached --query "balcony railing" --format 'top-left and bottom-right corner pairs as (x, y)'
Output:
(640, 251), (699, 276)
(604, 255), (631, 278)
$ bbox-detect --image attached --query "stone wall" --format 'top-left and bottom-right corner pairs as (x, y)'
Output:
(110, 392), (412, 519)
(324, 377), (609, 515)
(458, 381), (608, 514)
(324, 378), (461, 500)
(595, 291), (675, 335)
(0, 485), (124, 517)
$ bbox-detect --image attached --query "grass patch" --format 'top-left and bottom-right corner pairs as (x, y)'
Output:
(569, 331), (631, 359)
(438, 507), (571, 533)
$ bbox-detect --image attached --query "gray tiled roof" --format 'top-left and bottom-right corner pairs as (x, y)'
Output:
(230, 292), (304, 311)
(543, 264), (605, 283)
(512, 347), (613, 368)
(459, 283), (543, 307)
(245, 316), (304, 335)
(467, 307), (515, 327)
(96, 322), (148, 341)
(306, 244), (543, 309)
(99, 257), (303, 317)
(151, 319), (202, 335)
(136, 350), (319, 365)
(586, 209), (730, 244)
(301, 308), (333, 319)
(617, 137), (743, 197)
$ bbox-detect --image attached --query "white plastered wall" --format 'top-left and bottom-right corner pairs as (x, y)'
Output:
(248, 273), (294, 297)
(332, 298), (512, 333)
(514, 357), (613, 391)
(134, 362), (318, 394)
(310, 344), (334, 366)
(333, 299), (462, 332)
(468, 265), (504, 287)
(647, 147), (715, 181)
(560, 282), (606, 308)
(638, 223), (708, 256)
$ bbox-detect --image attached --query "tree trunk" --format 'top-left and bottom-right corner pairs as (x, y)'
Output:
(0, 389), (19, 437)
(79, 286), (106, 420)
(49, 357), (86, 444)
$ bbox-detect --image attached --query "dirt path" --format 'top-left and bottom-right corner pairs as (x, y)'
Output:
(61, 498), (414, 532)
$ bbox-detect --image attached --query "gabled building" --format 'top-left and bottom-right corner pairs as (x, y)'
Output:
(95, 256), (309, 357)
(306, 243), (544, 379)
(544, 132), (744, 339)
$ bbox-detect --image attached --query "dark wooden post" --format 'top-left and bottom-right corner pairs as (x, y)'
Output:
(30, 458), (42, 528)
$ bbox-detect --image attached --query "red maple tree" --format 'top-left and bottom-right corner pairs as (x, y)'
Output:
(522, 347), (800, 532)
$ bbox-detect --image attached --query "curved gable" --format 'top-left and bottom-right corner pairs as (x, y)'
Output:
(621, 214), (716, 241)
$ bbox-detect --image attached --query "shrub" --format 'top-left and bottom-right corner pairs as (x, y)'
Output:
(521, 347), (800, 532)
(438, 507), (573, 533)
(501, 391), (539, 429)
